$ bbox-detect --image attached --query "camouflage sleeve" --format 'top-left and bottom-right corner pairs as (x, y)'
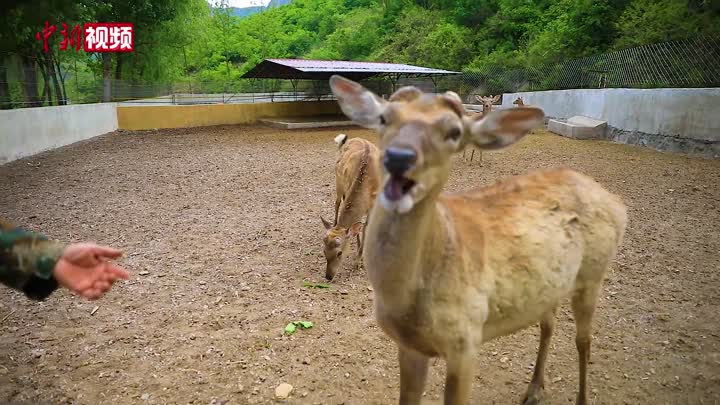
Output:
(0, 219), (66, 300)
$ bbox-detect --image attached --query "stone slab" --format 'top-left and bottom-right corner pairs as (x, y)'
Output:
(567, 115), (607, 128)
(548, 116), (607, 140)
(259, 116), (355, 129)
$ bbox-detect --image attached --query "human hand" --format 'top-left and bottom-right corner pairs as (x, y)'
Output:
(53, 243), (131, 300)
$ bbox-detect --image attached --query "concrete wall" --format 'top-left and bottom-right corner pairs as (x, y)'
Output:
(502, 88), (720, 157)
(117, 100), (342, 130)
(0, 103), (118, 164)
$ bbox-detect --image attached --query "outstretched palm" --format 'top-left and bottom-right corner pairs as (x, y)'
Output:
(53, 243), (130, 300)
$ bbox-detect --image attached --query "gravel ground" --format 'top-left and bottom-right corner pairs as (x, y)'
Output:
(1, 125), (719, 405)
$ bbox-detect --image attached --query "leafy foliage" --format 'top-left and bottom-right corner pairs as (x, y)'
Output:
(1, 0), (717, 108)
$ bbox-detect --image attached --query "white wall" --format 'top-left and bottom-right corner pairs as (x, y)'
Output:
(0, 103), (118, 164)
(502, 88), (720, 145)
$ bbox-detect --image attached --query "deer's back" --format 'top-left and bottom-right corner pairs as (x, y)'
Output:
(335, 138), (381, 226)
(440, 168), (627, 340)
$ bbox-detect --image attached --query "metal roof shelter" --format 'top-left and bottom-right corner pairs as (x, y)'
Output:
(241, 59), (460, 82)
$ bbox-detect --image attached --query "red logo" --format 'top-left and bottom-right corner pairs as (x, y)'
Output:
(84, 23), (134, 52)
(35, 21), (57, 53)
(35, 21), (134, 52)
(60, 23), (83, 51)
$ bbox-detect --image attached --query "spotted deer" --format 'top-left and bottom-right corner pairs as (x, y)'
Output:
(464, 94), (501, 163)
(321, 134), (381, 280)
(329, 75), (627, 405)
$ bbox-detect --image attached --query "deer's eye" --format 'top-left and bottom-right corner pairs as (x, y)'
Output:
(337, 252), (342, 258)
(379, 115), (387, 126)
(445, 127), (461, 142)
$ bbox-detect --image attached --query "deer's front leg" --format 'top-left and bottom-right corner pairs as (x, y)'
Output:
(333, 196), (342, 224)
(399, 346), (429, 405)
(444, 345), (476, 405)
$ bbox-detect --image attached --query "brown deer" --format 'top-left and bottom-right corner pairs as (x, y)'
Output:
(464, 94), (501, 162)
(329, 75), (627, 405)
(320, 134), (381, 280)
(513, 96), (525, 106)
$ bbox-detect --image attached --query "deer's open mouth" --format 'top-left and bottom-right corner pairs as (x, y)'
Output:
(384, 175), (416, 202)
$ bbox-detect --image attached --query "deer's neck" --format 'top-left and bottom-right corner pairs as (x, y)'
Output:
(364, 191), (447, 307)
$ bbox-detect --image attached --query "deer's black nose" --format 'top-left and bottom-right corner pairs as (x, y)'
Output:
(384, 147), (417, 176)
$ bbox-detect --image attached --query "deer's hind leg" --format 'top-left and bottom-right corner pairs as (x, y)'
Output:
(523, 307), (559, 405)
(571, 283), (603, 405)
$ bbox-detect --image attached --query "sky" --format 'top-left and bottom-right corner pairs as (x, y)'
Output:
(218, 0), (271, 7)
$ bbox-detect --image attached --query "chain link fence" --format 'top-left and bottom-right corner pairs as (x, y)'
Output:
(2, 36), (718, 109)
(426, 35), (720, 103)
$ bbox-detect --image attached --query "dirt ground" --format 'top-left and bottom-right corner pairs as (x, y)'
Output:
(1, 125), (719, 405)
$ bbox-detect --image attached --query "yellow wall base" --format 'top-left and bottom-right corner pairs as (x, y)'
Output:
(117, 101), (342, 130)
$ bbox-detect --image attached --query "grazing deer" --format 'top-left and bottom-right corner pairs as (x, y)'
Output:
(329, 75), (627, 405)
(321, 134), (381, 280)
(464, 94), (501, 163)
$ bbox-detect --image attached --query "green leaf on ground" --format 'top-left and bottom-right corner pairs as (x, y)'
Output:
(284, 321), (314, 334)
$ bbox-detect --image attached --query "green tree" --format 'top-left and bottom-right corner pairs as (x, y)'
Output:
(614, 0), (719, 49)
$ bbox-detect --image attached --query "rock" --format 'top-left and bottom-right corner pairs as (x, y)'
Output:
(141, 393), (150, 400)
(275, 383), (293, 400)
(30, 348), (45, 358)
(552, 376), (562, 383)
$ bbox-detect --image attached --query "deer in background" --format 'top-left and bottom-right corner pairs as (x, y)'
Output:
(330, 75), (627, 405)
(321, 134), (381, 281)
(513, 96), (526, 106)
(463, 94), (501, 163)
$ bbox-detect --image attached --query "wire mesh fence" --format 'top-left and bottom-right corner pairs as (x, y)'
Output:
(1, 36), (718, 109)
(428, 35), (720, 102)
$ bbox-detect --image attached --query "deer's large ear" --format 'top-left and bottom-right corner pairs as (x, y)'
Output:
(330, 75), (387, 129)
(492, 94), (501, 103)
(440, 91), (465, 116)
(465, 107), (544, 150)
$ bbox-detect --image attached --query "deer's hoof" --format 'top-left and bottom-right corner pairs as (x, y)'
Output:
(522, 395), (543, 405)
(522, 384), (544, 405)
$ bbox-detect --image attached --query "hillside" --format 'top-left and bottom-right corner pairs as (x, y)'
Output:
(227, 0), (292, 19)
(1, 0), (718, 108)
(229, 6), (265, 18)
(194, 0), (719, 84)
